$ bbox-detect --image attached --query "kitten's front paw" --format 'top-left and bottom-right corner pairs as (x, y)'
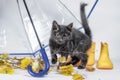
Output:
(51, 58), (57, 64)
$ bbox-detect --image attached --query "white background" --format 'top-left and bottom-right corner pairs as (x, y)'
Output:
(0, 0), (120, 80)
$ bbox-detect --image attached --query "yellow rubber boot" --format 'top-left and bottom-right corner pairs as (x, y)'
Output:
(97, 42), (113, 69)
(87, 42), (96, 66)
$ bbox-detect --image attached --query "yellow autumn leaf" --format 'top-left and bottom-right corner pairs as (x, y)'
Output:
(20, 57), (32, 69)
(59, 56), (66, 63)
(0, 67), (6, 74)
(1, 54), (9, 59)
(59, 64), (74, 76)
(72, 74), (84, 80)
(0, 66), (14, 74)
(0, 60), (4, 66)
(32, 58), (44, 73)
(6, 67), (14, 74)
(32, 59), (40, 73)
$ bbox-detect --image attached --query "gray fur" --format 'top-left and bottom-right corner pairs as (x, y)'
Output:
(49, 3), (92, 69)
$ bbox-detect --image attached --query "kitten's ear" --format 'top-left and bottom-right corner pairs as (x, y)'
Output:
(52, 20), (59, 31)
(66, 23), (73, 32)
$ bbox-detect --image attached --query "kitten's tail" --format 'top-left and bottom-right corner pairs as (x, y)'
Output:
(80, 3), (91, 39)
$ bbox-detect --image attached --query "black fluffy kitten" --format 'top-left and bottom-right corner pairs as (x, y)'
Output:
(49, 3), (92, 69)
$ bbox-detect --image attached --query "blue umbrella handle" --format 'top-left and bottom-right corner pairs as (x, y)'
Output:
(27, 48), (50, 77)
